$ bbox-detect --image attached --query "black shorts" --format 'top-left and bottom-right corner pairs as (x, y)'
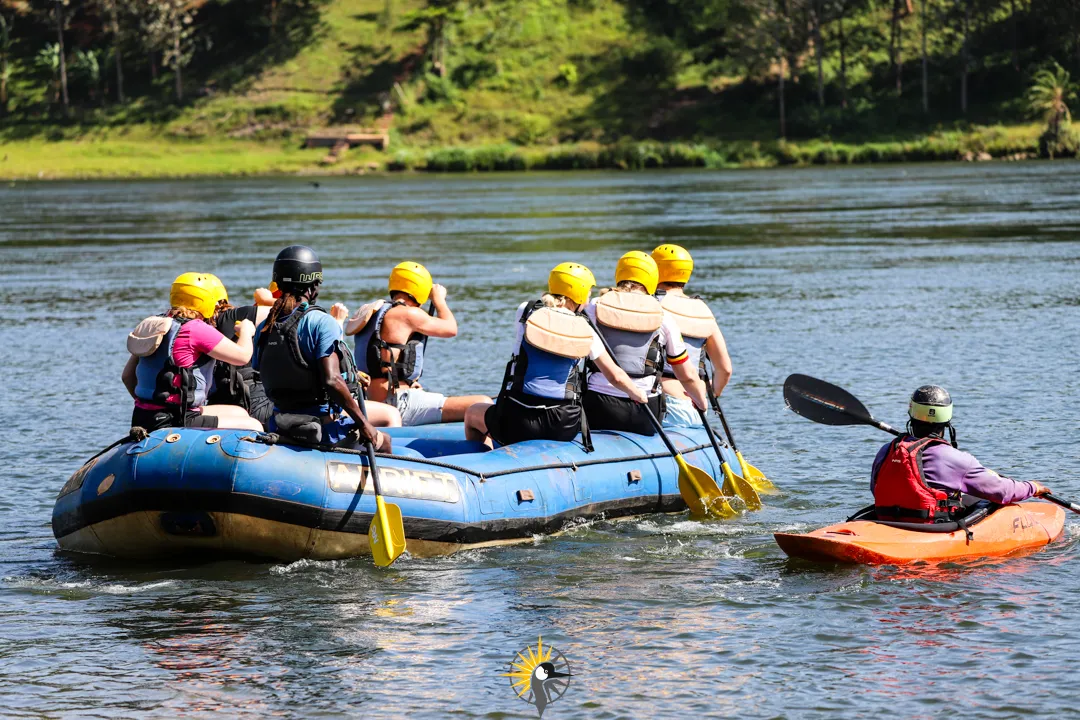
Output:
(131, 406), (220, 432)
(583, 391), (663, 436)
(485, 394), (581, 446)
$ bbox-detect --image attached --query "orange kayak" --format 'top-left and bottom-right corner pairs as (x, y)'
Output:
(775, 501), (1065, 565)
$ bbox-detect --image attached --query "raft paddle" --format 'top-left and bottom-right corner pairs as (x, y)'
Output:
(704, 364), (777, 495)
(783, 374), (1080, 515)
(697, 407), (762, 510)
(358, 392), (407, 566)
(585, 316), (735, 519)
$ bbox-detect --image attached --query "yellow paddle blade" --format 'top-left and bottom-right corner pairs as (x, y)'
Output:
(721, 461), (762, 511)
(369, 496), (407, 567)
(736, 451), (777, 495)
(676, 455), (736, 520)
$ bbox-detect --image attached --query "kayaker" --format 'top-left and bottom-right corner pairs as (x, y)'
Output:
(122, 272), (263, 431)
(651, 244), (734, 427)
(871, 385), (1051, 521)
(463, 262), (646, 447)
(253, 246), (390, 451)
(582, 252), (708, 435)
(206, 281), (276, 427)
(345, 261), (492, 426)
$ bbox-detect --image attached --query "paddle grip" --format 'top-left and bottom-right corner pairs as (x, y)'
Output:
(357, 391), (384, 498)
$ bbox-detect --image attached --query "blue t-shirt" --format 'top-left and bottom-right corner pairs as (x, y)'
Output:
(254, 305), (357, 442)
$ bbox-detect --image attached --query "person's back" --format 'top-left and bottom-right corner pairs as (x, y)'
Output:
(870, 385), (1048, 521)
(346, 261), (491, 426)
(650, 244), (733, 428)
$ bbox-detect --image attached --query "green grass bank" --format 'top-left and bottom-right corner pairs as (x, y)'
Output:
(0, 124), (1049, 180)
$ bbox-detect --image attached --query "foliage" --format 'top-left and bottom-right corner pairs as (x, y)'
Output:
(1027, 62), (1075, 132)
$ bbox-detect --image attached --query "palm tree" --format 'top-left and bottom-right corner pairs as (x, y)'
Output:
(1028, 63), (1075, 135)
(1027, 62), (1078, 158)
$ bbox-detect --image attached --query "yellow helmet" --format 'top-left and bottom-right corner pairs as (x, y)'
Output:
(652, 244), (694, 284)
(615, 251), (659, 295)
(548, 262), (596, 305)
(169, 272), (219, 319)
(204, 273), (229, 306)
(389, 261), (433, 305)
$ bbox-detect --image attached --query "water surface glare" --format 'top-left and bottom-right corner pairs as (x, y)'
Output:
(2, 164), (1079, 718)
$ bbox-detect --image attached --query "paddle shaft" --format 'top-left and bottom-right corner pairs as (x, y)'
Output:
(698, 407), (730, 462)
(357, 392), (386, 498)
(1045, 494), (1080, 515)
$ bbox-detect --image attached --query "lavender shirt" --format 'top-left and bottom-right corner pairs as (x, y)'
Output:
(871, 438), (1038, 505)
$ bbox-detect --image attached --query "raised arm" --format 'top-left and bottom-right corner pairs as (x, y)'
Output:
(207, 319), (255, 366)
(705, 328), (732, 397)
(408, 284), (458, 338)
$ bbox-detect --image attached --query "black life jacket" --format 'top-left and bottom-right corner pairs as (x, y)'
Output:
(256, 303), (360, 412)
(210, 305), (259, 410)
(353, 300), (427, 405)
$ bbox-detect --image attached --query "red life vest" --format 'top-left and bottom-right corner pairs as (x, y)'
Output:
(873, 436), (961, 523)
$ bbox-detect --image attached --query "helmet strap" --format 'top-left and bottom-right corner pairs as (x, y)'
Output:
(948, 423), (957, 449)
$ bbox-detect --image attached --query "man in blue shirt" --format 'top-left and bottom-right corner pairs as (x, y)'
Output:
(253, 246), (388, 451)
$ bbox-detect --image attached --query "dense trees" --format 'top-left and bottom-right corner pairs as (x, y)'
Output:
(0, 0), (1076, 147)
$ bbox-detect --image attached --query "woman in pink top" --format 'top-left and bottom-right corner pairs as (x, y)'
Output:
(122, 273), (263, 431)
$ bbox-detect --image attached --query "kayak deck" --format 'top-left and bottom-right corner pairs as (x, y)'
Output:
(775, 501), (1065, 565)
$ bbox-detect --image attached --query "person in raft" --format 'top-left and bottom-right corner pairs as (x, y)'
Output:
(345, 261), (491, 426)
(252, 245), (391, 451)
(463, 262), (646, 448)
(205, 279), (276, 428)
(582, 251), (709, 436)
(871, 385), (1051, 522)
(650, 244), (734, 428)
(122, 272), (264, 431)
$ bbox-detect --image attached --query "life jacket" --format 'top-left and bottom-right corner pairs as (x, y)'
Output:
(590, 291), (664, 392)
(498, 299), (595, 452)
(658, 291), (717, 379)
(129, 315), (215, 411)
(353, 301), (426, 399)
(506, 301), (594, 401)
(210, 306), (259, 410)
(256, 303), (361, 412)
(872, 436), (962, 522)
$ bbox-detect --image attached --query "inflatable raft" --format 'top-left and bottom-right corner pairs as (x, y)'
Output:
(774, 500), (1065, 565)
(52, 424), (740, 561)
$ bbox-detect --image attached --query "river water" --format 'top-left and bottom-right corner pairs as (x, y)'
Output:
(2, 163), (1079, 718)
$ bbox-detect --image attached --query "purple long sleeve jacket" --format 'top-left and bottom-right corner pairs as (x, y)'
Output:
(871, 438), (1038, 505)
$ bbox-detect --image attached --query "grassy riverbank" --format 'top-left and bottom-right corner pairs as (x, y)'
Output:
(0, 123), (1049, 180)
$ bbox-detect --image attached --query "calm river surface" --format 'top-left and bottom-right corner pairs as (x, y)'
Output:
(2, 163), (1079, 718)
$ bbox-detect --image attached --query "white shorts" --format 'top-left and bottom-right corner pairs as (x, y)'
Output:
(395, 388), (447, 426)
(662, 395), (703, 428)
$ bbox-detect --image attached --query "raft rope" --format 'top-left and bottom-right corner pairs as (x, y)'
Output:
(82, 426), (151, 465)
(245, 432), (712, 481)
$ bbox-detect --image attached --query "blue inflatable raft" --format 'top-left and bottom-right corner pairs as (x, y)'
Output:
(52, 424), (740, 560)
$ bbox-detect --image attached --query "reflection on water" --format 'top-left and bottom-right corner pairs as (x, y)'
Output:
(2, 163), (1080, 717)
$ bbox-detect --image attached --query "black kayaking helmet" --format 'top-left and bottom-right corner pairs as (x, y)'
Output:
(272, 245), (323, 293)
(907, 385), (957, 447)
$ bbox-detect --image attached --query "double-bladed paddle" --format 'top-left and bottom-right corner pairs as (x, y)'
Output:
(782, 373), (1080, 516)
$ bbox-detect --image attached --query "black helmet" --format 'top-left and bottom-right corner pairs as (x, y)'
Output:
(272, 245), (323, 289)
(908, 385), (953, 425)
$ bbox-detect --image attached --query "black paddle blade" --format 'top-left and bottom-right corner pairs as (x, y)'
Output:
(783, 374), (876, 427)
